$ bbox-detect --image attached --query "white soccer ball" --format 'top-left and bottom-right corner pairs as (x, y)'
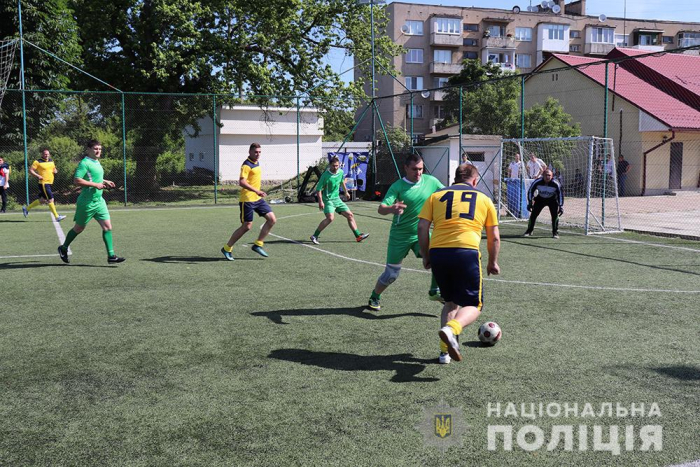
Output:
(478, 322), (502, 346)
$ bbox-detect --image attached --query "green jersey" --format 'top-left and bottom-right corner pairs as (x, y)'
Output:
(316, 168), (344, 202)
(382, 174), (444, 237)
(74, 156), (105, 203)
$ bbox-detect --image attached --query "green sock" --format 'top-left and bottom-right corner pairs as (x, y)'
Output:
(63, 229), (79, 248)
(429, 274), (439, 294)
(371, 290), (381, 300)
(353, 229), (361, 237)
(102, 230), (115, 256)
(313, 229), (321, 237)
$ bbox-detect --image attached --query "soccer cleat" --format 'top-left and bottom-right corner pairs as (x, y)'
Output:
(439, 326), (463, 362)
(221, 247), (234, 261)
(252, 245), (269, 257)
(310, 235), (319, 245)
(57, 245), (69, 264)
(356, 233), (369, 242)
(56, 215), (67, 222)
(428, 291), (445, 304)
(22, 205), (28, 217)
(522, 231), (532, 237)
(552, 233), (559, 239)
(438, 352), (451, 364)
(108, 255), (126, 264)
(367, 297), (381, 312)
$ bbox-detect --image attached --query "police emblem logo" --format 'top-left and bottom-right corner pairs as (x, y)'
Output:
(435, 414), (452, 438)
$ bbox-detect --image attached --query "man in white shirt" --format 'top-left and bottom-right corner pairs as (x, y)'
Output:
(527, 153), (546, 179)
(508, 153), (523, 179)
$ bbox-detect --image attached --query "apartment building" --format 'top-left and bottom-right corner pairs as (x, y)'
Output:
(354, 0), (700, 142)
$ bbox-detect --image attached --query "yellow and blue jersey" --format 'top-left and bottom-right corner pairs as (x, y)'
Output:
(240, 158), (262, 203)
(31, 158), (56, 185)
(418, 183), (498, 250)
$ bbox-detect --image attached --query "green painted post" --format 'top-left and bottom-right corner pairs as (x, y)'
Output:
(121, 93), (127, 205)
(213, 95), (218, 204)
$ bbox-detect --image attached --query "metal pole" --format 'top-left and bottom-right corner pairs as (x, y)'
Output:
(213, 95), (218, 204)
(296, 97), (301, 190)
(121, 93), (127, 205)
(520, 75), (525, 140)
(459, 86), (463, 166)
(602, 63), (609, 222)
(410, 92), (414, 145)
(18, 0), (30, 205)
(370, 0), (377, 189)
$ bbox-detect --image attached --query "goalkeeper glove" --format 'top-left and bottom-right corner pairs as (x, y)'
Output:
(558, 207), (564, 216)
(526, 203), (532, 212)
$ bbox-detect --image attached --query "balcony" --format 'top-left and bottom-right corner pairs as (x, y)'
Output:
(430, 62), (462, 74)
(482, 36), (516, 49)
(584, 43), (615, 55)
(430, 33), (462, 47)
(431, 90), (446, 101)
(429, 118), (444, 128)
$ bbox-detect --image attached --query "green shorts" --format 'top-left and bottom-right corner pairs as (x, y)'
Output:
(74, 198), (110, 226)
(323, 198), (350, 215)
(386, 234), (421, 264)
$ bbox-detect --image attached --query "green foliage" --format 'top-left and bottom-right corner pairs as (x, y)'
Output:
(521, 97), (581, 138)
(156, 150), (185, 184)
(322, 107), (356, 142)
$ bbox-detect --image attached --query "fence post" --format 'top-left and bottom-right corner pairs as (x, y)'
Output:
(602, 63), (610, 223)
(296, 96), (300, 189)
(520, 75), (525, 140)
(121, 92), (127, 205)
(459, 86), (463, 166)
(18, 1), (29, 205)
(213, 94), (218, 204)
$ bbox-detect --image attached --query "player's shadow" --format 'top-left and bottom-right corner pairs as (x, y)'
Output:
(0, 262), (112, 270)
(0, 219), (26, 223)
(651, 365), (700, 381)
(504, 239), (700, 277)
(269, 348), (438, 383)
(142, 256), (259, 263)
(251, 306), (435, 324)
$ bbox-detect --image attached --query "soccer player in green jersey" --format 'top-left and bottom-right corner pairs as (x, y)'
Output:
(367, 154), (444, 312)
(310, 156), (369, 245)
(57, 140), (125, 264)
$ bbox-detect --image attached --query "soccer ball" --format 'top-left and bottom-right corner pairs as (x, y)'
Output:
(478, 322), (502, 346)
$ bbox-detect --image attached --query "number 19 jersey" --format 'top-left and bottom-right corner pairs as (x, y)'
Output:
(418, 183), (498, 250)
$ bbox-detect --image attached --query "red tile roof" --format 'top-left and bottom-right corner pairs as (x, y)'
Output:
(550, 53), (700, 130)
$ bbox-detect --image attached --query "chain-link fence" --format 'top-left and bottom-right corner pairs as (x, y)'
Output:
(2, 48), (699, 237)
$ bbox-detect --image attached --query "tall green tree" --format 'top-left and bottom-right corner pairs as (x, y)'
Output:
(519, 97), (581, 138)
(0, 0), (82, 144)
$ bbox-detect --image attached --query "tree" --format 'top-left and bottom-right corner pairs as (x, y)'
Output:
(519, 97), (581, 138)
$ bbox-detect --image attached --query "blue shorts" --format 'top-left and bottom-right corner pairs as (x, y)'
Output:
(39, 184), (54, 200)
(429, 248), (483, 309)
(240, 199), (272, 223)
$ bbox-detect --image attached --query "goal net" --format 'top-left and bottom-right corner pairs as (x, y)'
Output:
(0, 39), (18, 110)
(500, 136), (622, 235)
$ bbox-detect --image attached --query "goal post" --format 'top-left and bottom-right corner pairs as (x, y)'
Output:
(0, 39), (18, 110)
(500, 136), (622, 235)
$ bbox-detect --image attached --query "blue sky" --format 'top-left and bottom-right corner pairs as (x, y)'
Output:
(324, 0), (700, 82)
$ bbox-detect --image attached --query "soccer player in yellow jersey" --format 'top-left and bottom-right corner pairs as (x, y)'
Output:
(418, 163), (501, 364)
(22, 149), (66, 221)
(221, 143), (277, 260)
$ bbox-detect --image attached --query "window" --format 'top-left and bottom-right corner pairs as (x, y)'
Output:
(463, 23), (479, 32)
(434, 18), (461, 35)
(404, 20), (423, 36)
(434, 77), (449, 88)
(406, 49), (423, 64)
(434, 105), (446, 119)
(189, 153), (194, 161)
(433, 49), (452, 64)
(615, 34), (629, 47)
(463, 51), (478, 60)
(515, 54), (531, 68)
(680, 32), (700, 47)
(570, 44), (581, 52)
(199, 152), (204, 161)
(546, 24), (565, 40)
(405, 76), (423, 91)
(487, 25), (506, 37)
(662, 36), (674, 44)
(638, 34), (659, 46)
(488, 53), (510, 64)
(465, 152), (485, 162)
(463, 38), (478, 46)
(591, 27), (614, 44)
(406, 104), (424, 118)
(515, 27), (532, 41)
(570, 30), (581, 38)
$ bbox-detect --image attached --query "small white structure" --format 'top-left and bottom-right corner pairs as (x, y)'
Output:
(422, 127), (502, 197)
(184, 105), (323, 182)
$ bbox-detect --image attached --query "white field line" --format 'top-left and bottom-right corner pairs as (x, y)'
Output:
(268, 213), (700, 294)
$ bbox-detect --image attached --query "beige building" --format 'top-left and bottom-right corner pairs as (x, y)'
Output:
(354, 0), (700, 142)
